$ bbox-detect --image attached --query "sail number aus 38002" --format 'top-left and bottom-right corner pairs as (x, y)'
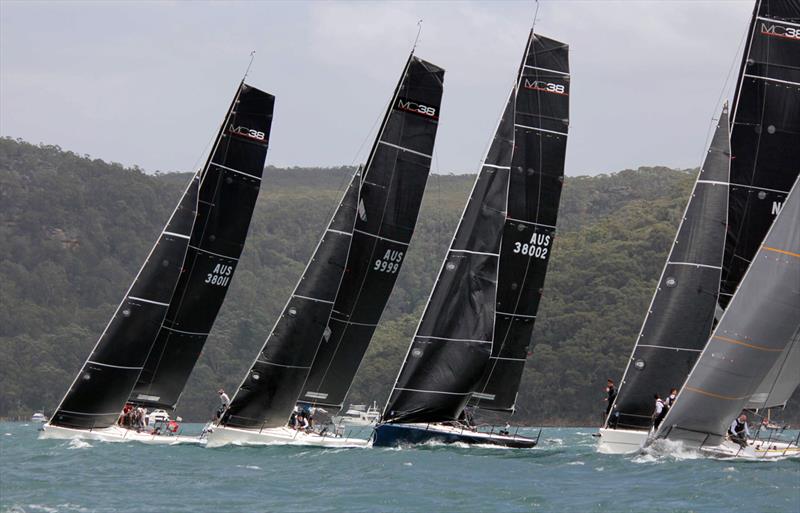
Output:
(373, 249), (404, 274)
(513, 233), (551, 260)
(205, 263), (234, 287)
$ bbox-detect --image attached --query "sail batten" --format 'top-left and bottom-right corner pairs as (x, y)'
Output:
(221, 170), (361, 429)
(50, 174), (200, 430)
(296, 55), (445, 409)
(383, 32), (569, 423)
(659, 177), (800, 445)
(607, 104), (732, 431)
(129, 83), (275, 411)
(721, 0), (800, 310)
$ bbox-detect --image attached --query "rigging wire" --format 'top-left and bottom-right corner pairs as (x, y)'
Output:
(243, 50), (256, 82)
(412, 19), (423, 53)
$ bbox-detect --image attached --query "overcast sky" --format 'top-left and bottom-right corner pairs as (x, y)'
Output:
(1, 1), (754, 176)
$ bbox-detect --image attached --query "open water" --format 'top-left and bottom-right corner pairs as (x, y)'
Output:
(0, 422), (798, 513)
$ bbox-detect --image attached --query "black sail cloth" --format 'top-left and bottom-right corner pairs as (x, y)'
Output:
(129, 83), (275, 411)
(720, 0), (800, 309)
(50, 175), (199, 429)
(659, 177), (800, 446)
(297, 56), (445, 409)
(608, 105), (731, 431)
(383, 32), (569, 424)
(222, 171), (360, 429)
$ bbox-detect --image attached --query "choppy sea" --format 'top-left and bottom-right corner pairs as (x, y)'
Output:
(1, 422), (798, 513)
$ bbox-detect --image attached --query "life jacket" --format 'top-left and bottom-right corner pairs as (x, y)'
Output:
(731, 419), (746, 435)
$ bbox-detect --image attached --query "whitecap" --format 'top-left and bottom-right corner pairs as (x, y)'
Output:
(594, 466), (604, 472)
(723, 466), (737, 473)
(566, 461), (585, 466)
(26, 505), (58, 513)
(545, 438), (563, 445)
(4, 433), (12, 436)
(403, 462), (413, 466)
(67, 438), (93, 449)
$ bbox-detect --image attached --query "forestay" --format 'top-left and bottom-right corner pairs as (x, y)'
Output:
(659, 178), (800, 446)
(297, 55), (445, 409)
(222, 171), (360, 429)
(130, 83), (275, 411)
(50, 175), (199, 430)
(608, 105), (731, 431)
(719, 0), (800, 309)
(383, 32), (570, 424)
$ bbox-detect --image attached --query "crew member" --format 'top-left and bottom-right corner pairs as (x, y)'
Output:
(604, 379), (616, 416)
(729, 414), (750, 449)
(215, 389), (231, 421)
(652, 394), (666, 429)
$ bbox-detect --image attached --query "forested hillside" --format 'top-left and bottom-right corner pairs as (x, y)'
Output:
(2, 138), (796, 425)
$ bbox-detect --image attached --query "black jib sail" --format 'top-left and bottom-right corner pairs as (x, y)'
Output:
(383, 32), (569, 424)
(719, 0), (800, 310)
(50, 175), (199, 430)
(607, 105), (731, 431)
(658, 177), (800, 446)
(222, 171), (360, 429)
(129, 83), (275, 411)
(296, 55), (445, 409)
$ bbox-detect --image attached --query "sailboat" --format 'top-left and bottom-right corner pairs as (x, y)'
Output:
(599, 0), (800, 455)
(654, 177), (799, 458)
(597, 104), (731, 454)
(41, 82), (275, 443)
(373, 30), (570, 448)
(205, 53), (445, 448)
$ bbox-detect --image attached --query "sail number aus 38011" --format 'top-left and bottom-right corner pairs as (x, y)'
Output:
(512, 233), (551, 260)
(373, 249), (404, 274)
(205, 263), (234, 287)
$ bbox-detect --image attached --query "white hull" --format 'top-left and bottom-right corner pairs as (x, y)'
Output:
(596, 428), (650, 454)
(204, 425), (370, 448)
(697, 439), (800, 459)
(39, 423), (204, 445)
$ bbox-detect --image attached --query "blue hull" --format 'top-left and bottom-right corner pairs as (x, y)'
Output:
(373, 423), (537, 448)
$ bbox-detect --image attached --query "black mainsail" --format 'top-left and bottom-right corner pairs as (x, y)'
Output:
(382, 32), (569, 424)
(297, 55), (445, 409)
(719, 0), (800, 310)
(222, 171), (360, 429)
(129, 83), (275, 411)
(658, 177), (800, 446)
(607, 105), (731, 431)
(50, 175), (199, 430)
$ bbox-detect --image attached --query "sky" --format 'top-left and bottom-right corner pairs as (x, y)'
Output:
(0, 0), (754, 176)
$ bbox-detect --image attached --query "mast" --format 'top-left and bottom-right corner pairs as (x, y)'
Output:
(658, 177), (800, 446)
(221, 170), (361, 429)
(719, 0), (800, 309)
(50, 174), (199, 429)
(382, 31), (570, 424)
(296, 54), (445, 409)
(607, 104), (731, 431)
(129, 83), (275, 411)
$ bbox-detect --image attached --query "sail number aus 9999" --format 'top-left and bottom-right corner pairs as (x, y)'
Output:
(205, 263), (234, 287)
(512, 233), (551, 260)
(373, 249), (404, 274)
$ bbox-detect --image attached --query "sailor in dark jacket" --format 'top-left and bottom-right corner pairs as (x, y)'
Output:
(728, 414), (750, 448)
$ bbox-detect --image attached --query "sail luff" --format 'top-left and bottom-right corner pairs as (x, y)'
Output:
(719, 0), (800, 309)
(297, 55), (445, 409)
(129, 82), (275, 411)
(608, 104), (732, 431)
(659, 176), (800, 445)
(221, 169), (361, 429)
(49, 172), (200, 430)
(471, 32), (571, 412)
(381, 34), (570, 424)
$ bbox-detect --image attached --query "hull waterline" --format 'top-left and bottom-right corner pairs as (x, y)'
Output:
(373, 423), (538, 448)
(39, 423), (204, 445)
(204, 425), (370, 448)
(596, 428), (649, 454)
